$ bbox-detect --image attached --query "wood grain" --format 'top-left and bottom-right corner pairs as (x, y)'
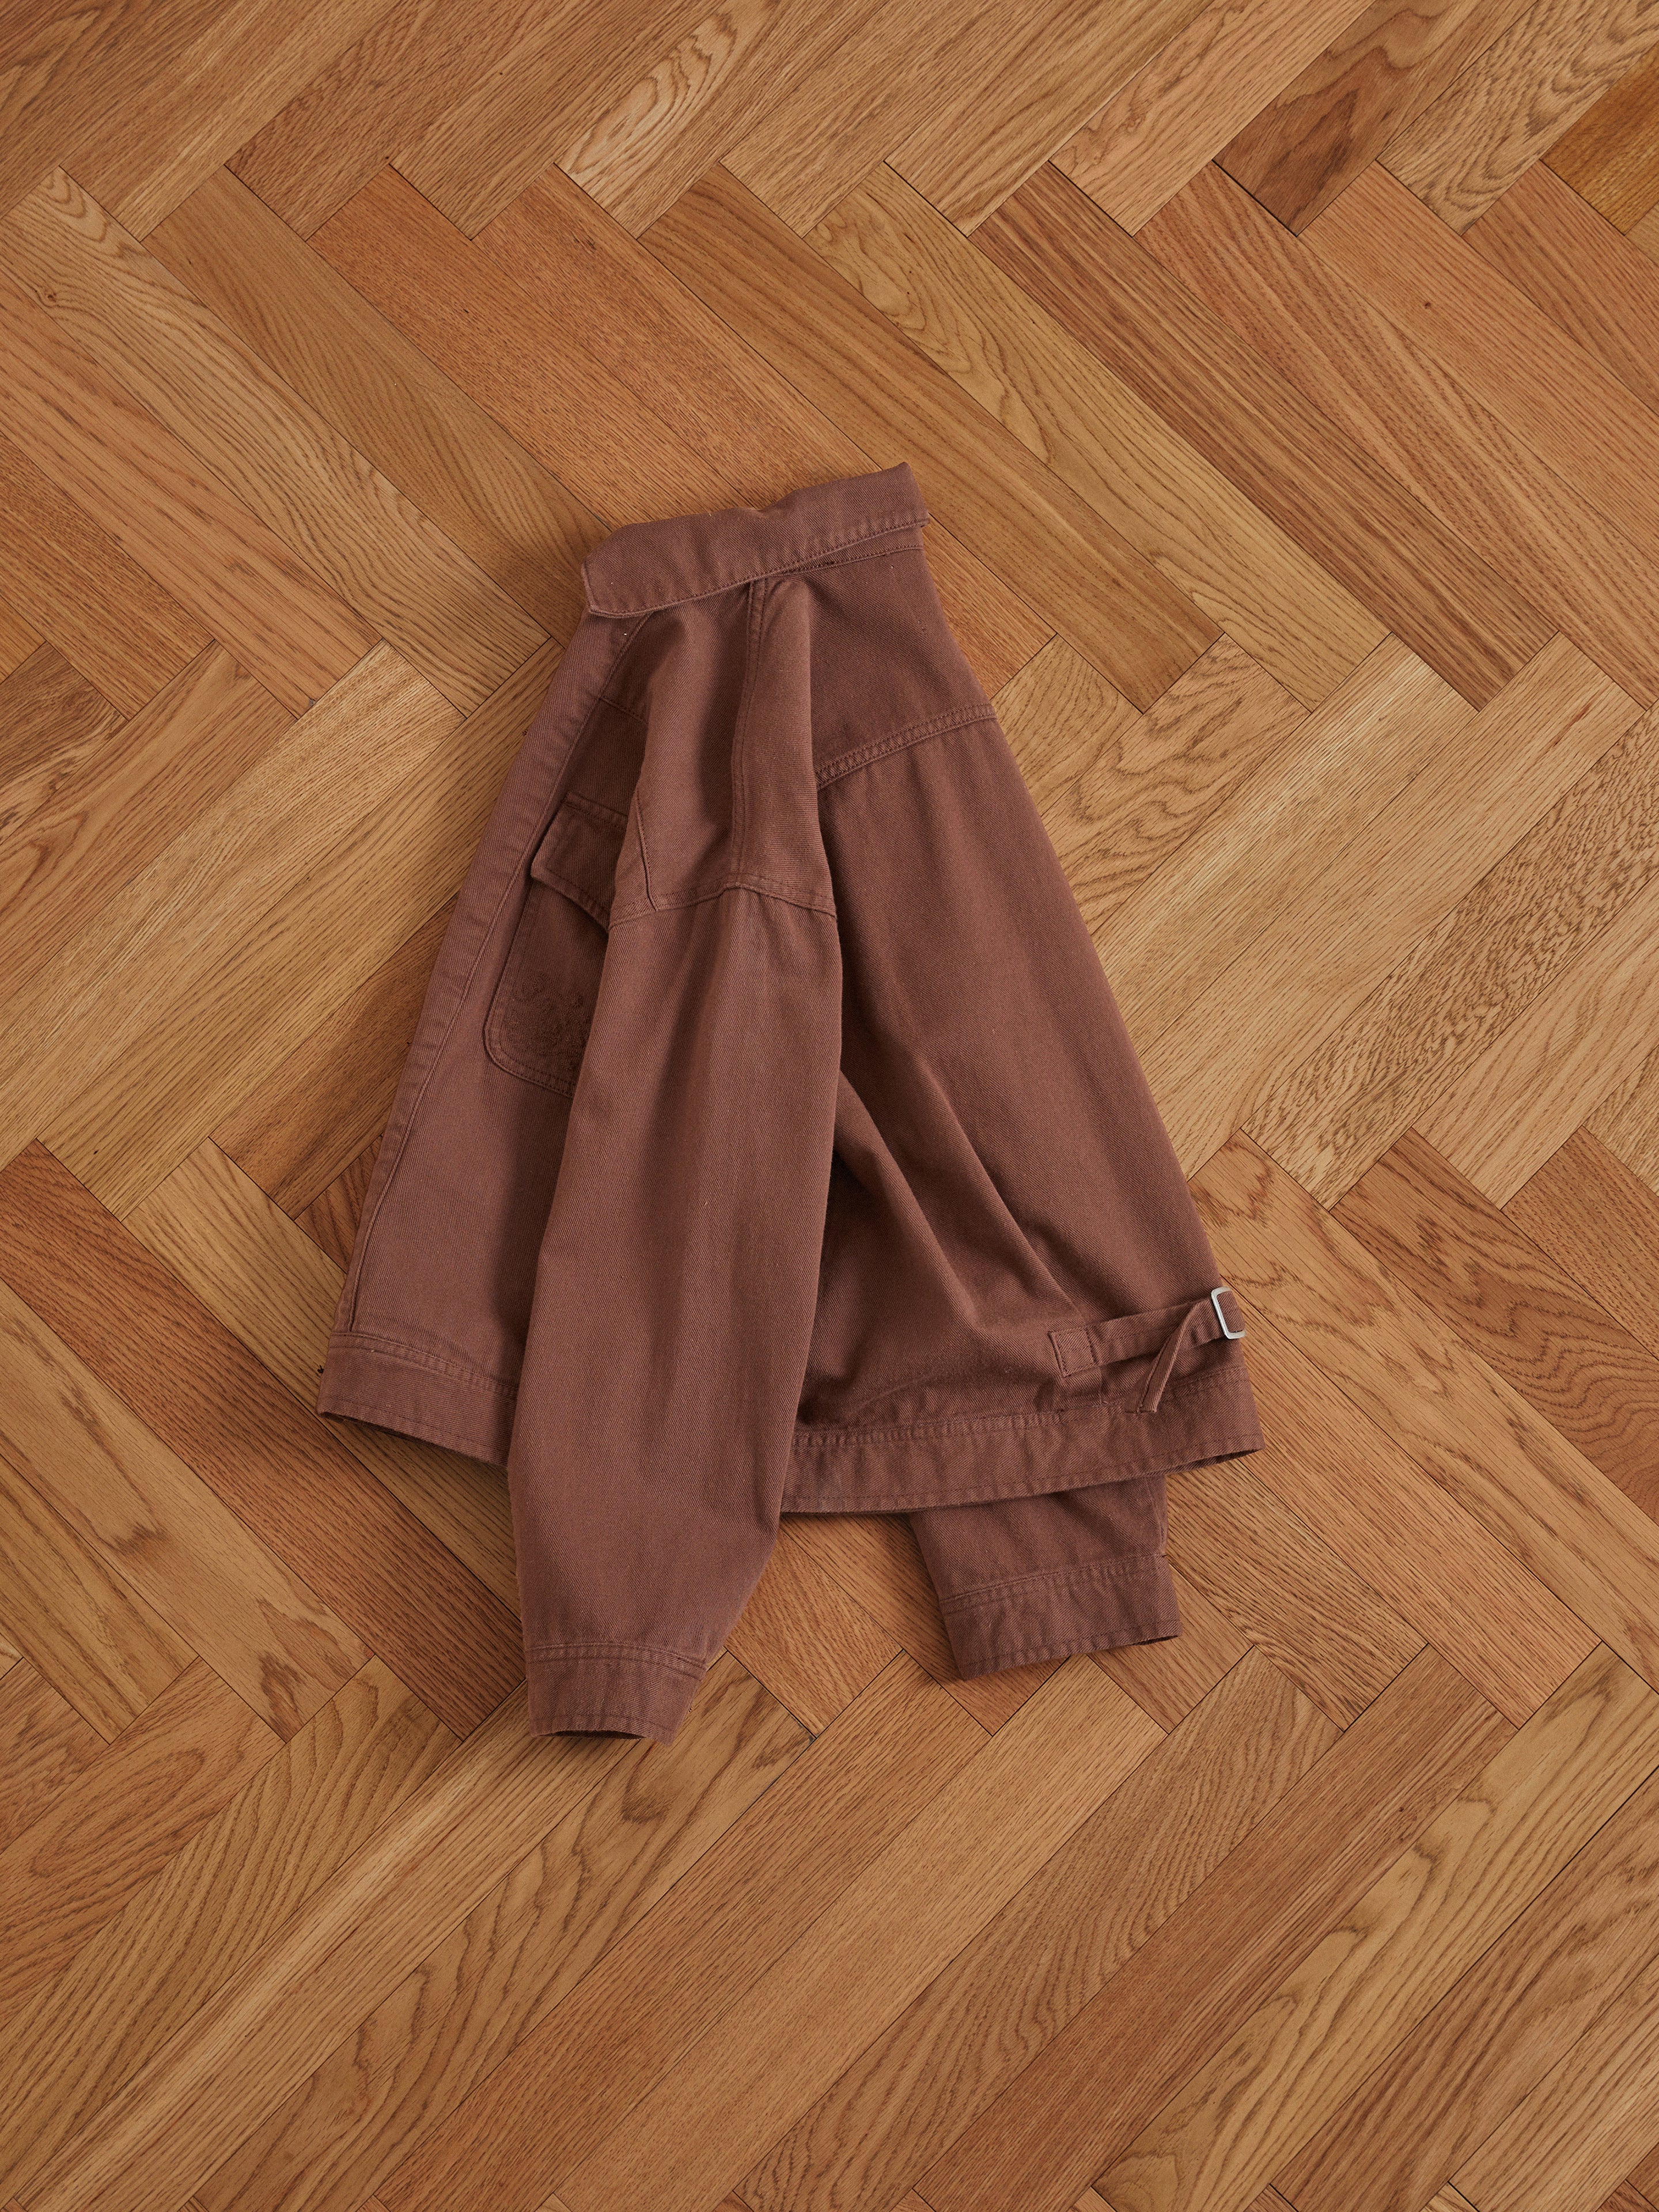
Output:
(8, 14), (1659, 2211)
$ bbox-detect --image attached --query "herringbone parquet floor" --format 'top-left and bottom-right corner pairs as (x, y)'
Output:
(6, 3), (1659, 2210)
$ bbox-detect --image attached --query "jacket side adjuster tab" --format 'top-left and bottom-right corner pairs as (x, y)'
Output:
(1048, 1286), (1247, 1415)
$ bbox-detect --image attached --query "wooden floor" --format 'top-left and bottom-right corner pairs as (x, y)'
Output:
(6, 2), (1659, 2209)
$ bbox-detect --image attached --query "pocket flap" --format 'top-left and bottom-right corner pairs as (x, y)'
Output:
(528, 794), (627, 927)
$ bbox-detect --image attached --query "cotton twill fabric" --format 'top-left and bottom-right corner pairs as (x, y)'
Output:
(315, 463), (1264, 1747)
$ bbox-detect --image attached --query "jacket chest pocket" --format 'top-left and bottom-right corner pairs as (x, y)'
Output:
(483, 793), (628, 1094)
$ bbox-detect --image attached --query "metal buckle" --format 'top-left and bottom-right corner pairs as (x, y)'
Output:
(1210, 1285), (1245, 1339)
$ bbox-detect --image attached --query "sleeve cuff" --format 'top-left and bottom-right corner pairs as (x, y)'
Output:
(524, 1645), (706, 1745)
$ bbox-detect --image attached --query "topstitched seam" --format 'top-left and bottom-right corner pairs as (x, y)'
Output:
(584, 509), (931, 615)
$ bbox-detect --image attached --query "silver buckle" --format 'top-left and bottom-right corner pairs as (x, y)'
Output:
(1211, 1285), (1245, 1339)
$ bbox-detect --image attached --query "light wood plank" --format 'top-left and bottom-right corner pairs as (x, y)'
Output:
(740, 1648), (1335, 2212)
(0, 1444), (193, 1742)
(912, 1647), (1508, 2212)
(1140, 634), (1635, 1170)
(0, 1140), (525, 1739)
(150, 166), (596, 640)
(1108, 635), (1470, 1049)
(0, 1658), (453, 2202)
(1247, 707), (1659, 1202)
(809, 162), (1380, 706)
(192, 1657), (803, 2212)
(1277, 1753), (1659, 2212)
(1201, 1134), (1659, 1690)
(975, 162), (1551, 704)
(372, 1657), (987, 2212)
(1051, 0), (1362, 232)
(1229, 1309), (1594, 1725)
(643, 163), (1219, 708)
(1381, 0), (1659, 231)
(1097, 1643), (1659, 2212)
(1304, 161), (1659, 567)
(0, 1657), (279, 2012)
(1143, 158), (1659, 706)
(0, 260), (371, 716)
(1, 169), (545, 714)
(1215, 0), (1536, 230)
(0, 1271), (368, 1738)
(1338, 1131), (1659, 1516)
(0, 646), (290, 1011)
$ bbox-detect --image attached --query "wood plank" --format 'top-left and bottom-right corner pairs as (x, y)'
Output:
(149, 166), (595, 641)
(1051, 0), (1361, 233)
(0, 645), (123, 809)
(993, 634), (1306, 942)
(782, 1508), (1044, 1720)
(1096, 1565), (1256, 1734)
(0, 646), (290, 1011)
(1381, 0), (1659, 231)
(1506, 1129), (1659, 1359)
(66, 0), (390, 238)
(0, 590), (41, 683)
(1200, 1134), (1659, 1690)
(913, 1646), (1508, 2212)
(1142, 159), (1659, 706)
(1468, 157), (1659, 414)
(0, 1444), (193, 1741)
(885, 0), (1205, 232)
(1229, 1307), (1594, 1725)
(475, 164), (1047, 688)
(18, 1678), (637, 2212)
(1589, 1042), (1659, 1195)
(1096, 1643), (1659, 2212)
(1277, 1754), (1659, 2212)
(1337, 1131), (1659, 1517)
(365, 1658), (986, 2212)
(809, 162), (1380, 707)
(1544, 40), (1659, 228)
(0, 1270), (369, 1738)
(301, 1132), (380, 1271)
(0, 1659), (104, 1851)
(392, 0), (694, 236)
(0, 258), (373, 717)
(211, 900), (448, 1220)
(1141, 634), (1633, 1170)
(192, 1658), (805, 2212)
(555, 1662), (1164, 2211)
(722, 0), (982, 234)
(1247, 709), (1659, 1203)
(642, 164), (1219, 709)
(1303, 162), (1659, 569)
(1215, 0), (1534, 230)
(0, 1657), (278, 2011)
(0, 647), (460, 1203)
(558, 0), (869, 237)
(0, 430), (210, 715)
(1166, 1454), (1422, 1726)
(1452, 1936), (1659, 2212)
(0, 1140), (525, 1739)
(740, 1648), (1336, 2212)
(1416, 867), (1659, 1202)
(310, 164), (727, 528)
(724, 1525), (902, 1736)
(225, 0), (584, 238)
(0, 1658), (453, 2203)
(131, 1135), (527, 1611)
(974, 163), (1550, 705)
(0, 0), (221, 214)
(1, 169), (545, 714)
(1106, 635), (1471, 1049)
